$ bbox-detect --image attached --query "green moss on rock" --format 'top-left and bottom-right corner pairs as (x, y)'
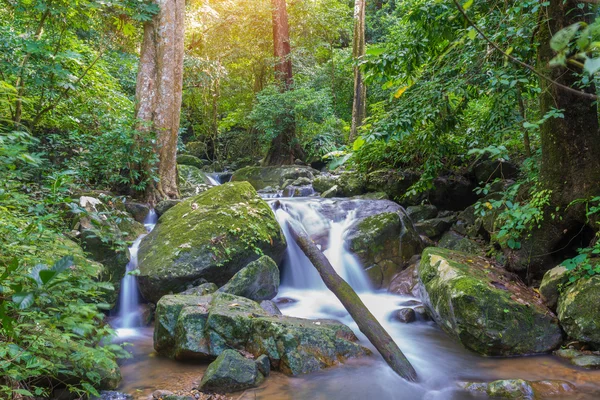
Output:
(199, 349), (264, 393)
(557, 276), (600, 347)
(231, 166), (317, 190)
(137, 182), (286, 303)
(218, 255), (280, 301)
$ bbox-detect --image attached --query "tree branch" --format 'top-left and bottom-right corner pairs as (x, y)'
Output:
(451, 0), (598, 101)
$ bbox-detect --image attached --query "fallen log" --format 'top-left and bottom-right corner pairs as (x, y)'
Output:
(286, 219), (418, 382)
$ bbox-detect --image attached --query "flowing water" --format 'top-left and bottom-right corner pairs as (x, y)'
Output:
(117, 197), (600, 399)
(114, 210), (157, 338)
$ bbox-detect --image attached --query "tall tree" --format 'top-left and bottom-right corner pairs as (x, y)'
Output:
(349, 0), (366, 143)
(508, 0), (600, 278)
(263, 0), (303, 165)
(135, 0), (185, 201)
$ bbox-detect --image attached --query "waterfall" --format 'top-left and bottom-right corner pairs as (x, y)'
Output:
(206, 174), (220, 186)
(115, 210), (157, 336)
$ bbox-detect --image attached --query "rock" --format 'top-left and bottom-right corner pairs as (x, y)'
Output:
(177, 154), (209, 169)
(124, 202), (151, 223)
(163, 396), (194, 400)
(181, 282), (219, 296)
(185, 141), (208, 159)
(151, 390), (174, 399)
(139, 303), (156, 325)
(218, 256), (280, 301)
(414, 216), (455, 238)
(413, 305), (431, 321)
(388, 261), (420, 297)
(137, 182), (286, 303)
(472, 159), (519, 184)
(555, 348), (600, 369)
(557, 275), (600, 346)
(313, 174), (339, 193)
(365, 169), (420, 199)
(179, 165), (212, 198)
(231, 166), (317, 190)
(352, 192), (389, 200)
(154, 293), (369, 375)
(321, 185), (339, 198)
(283, 184), (315, 197)
(92, 391), (133, 400)
(260, 300), (282, 315)
(438, 230), (485, 256)
(393, 308), (416, 323)
(406, 174), (478, 211)
(155, 199), (182, 216)
(282, 176), (312, 188)
(460, 379), (575, 399)
(539, 266), (569, 310)
(405, 205), (438, 222)
(337, 171), (366, 197)
(347, 210), (423, 288)
(255, 354), (271, 377)
(199, 349), (264, 393)
(418, 247), (562, 356)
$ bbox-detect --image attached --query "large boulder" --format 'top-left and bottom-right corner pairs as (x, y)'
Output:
(218, 255), (280, 301)
(199, 349), (264, 393)
(154, 293), (369, 375)
(405, 174), (478, 211)
(178, 165), (212, 198)
(347, 211), (423, 288)
(472, 159), (519, 184)
(313, 174), (339, 193)
(557, 276), (600, 347)
(231, 166), (318, 190)
(137, 182), (286, 303)
(539, 266), (569, 310)
(405, 205), (438, 222)
(418, 247), (562, 356)
(365, 169), (419, 200)
(438, 230), (485, 256)
(336, 171), (366, 196)
(177, 154), (208, 170)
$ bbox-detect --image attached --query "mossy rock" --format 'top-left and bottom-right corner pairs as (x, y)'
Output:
(218, 255), (280, 301)
(347, 211), (422, 288)
(365, 169), (420, 199)
(199, 349), (264, 393)
(155, 199), (182, 216)
(313, 174), (339, 193)
(231, 165), (318, 190)
(438, 230), (485, 256)
(178, 164), (212, 198)
(539, 266), (569, 310)
(557, 275), (600, 347)
(184, 141), (208, 158)
(337, 171), (366, 197)
(460, 379), (574, 399)
(555, 348), (600, 369)
(414, 216), (455, 238)
(138, 182), (286, 303)
(154, 293), (369, 375)
(405, 205), (438, 222)
(418, 247), (562, 356)
(177, 154), (208, 169)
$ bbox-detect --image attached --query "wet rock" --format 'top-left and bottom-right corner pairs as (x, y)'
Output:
(231, 165), (317, 190)
(154, 293), (369, 375)
(178, 154), (209, 169)
(365, 169), (419, 199)
(260, 300), (282, 315)
(255, 354), (271, 377)
(555, 348), (600, 369)
(282, 176), (312, 189)
(438, 230), (485, 256)
(199, 349), (264, 393)
(414, 216), (455, 238)
(138, 183), (286, 303)
(413, 305), (431, 321)
(139, 303), (156, 325)
(181, 282), (218, 296)
(218, 255), (280, 301)
(472, 159), (519, 184)
(156, 199), (182, 216)
(124, 202), (151, 223)
(347, 210), (423, 288)
(388, 260), (420, 297)
(418, 247), (562, 356)
(92, 391), (133, 400)
(557, 275), (600, 347)
(283, 185), (315, 197)
(179, 165), (212, 198)
(539, 266), (569, 310)
(151, 389), (174, 399)
(405, 205), (438, 222)
(313, 174), (339, 193)
(337, 171), (366, 197)
(460, 379), (574, 399)
(321, 185), (339, 198)
(393, 308), (416, 323)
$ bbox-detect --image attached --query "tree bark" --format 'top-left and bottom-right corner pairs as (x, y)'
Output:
(349, 0), (366, 143)
(507, 0), (600, 278)
(263, 0), (303, 166)
(135, 0), (185, 202)
(286, 219), (418, 382)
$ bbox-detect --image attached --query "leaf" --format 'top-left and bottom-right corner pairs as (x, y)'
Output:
(39, 269), (58, 285)
(467, 28), (477, 40)
(352, 136), (366, 151)
(366, 46), (386, 56)
(584, 57), (600, 76)
(394, 86), (410, 98)
(550, 23), (581, 52)
(13, 292), (35, 309)
(462, 0), (474, 10)
(52, 256), (74, 273)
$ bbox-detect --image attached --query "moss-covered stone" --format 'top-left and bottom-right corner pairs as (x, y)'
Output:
(557, 276), (600, 347)
(178, 164), (212, 198)
(352, 192), (389, 200)
(539, 266), (569, 309)
(231, 166), (317, 190)
(138, 182), (286, 303)
(155, 199), (182, 216)
(199, 349), (264, 393)
(321, 185), (339, 198)
(405, 205), (438, 222)
(418, 247), (562, 356)
(218, 255), (279, 301)
(184, 141), (208, 159)
(181, 282), (218, 296)
(555, 348), (600, 369)
(414, 216), (455, 238)
(124, 202), (151, 223)
(337, 171), (366, 196)
(177, 154), (208, 169)
(313, 174), (339, 193)
(365, 169), (420, 199)
(438, 230), (485, 256)
(347, 211), (422, 288)
(460, 379), (574, 399)
(154, 293), (369, 375)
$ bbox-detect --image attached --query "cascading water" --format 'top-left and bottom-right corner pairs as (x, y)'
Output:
(206, 174), (221, 186)
(115, 210), (157, 337)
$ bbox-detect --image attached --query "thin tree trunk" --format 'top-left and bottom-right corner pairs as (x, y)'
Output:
(135, 0), (185, 202)
(286, 219), (418, 382)
(516, 89), (531, 158)
(349, 0), (366, 143)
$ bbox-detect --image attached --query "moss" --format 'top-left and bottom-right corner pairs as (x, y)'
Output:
(557, 276), (600, 346)
(137, 182), (286, 303)
(177, 154), (208, 169)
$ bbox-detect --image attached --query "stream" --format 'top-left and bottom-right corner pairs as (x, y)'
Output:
(113, 195), (600, 400)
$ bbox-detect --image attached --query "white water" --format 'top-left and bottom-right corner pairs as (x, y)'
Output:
(206, 174), (220, 186)
(115, 210), (157, 337)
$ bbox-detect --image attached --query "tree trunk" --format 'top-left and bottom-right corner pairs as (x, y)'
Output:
(349, 0), (366, 143)
(507, 0), (600, 278)
(135, 0), (185, 202)
(286, 219), (418, 382)
(263, 0), (303, 166)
